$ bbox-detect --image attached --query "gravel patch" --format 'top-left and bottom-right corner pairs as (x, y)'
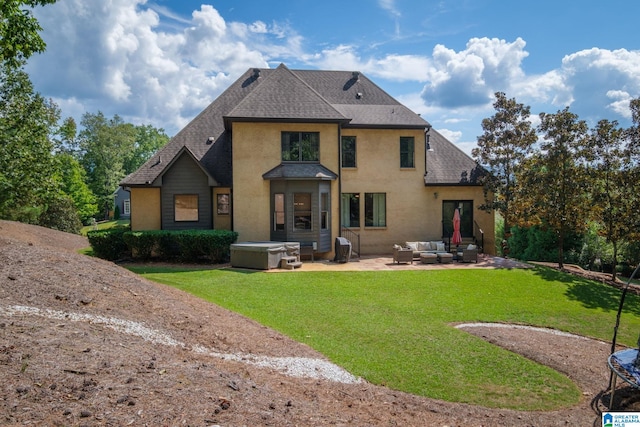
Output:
(2, 303), (361, 384)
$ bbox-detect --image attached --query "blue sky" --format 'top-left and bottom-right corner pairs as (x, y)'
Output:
(26, 0), (640, 155)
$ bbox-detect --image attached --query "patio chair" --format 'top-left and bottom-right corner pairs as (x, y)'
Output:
(457, 246), (478, 263)
(393, 245), (413, 264)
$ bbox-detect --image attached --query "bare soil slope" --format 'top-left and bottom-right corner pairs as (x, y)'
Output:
(0, 220), (626, 426)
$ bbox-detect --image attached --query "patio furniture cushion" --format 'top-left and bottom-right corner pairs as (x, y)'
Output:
(405, 241), (419, 251)
(437, 253), (453, 263)
(393, 245), (413, 264)
(457, 245), (478, 263)
(420, 253), (438, 264)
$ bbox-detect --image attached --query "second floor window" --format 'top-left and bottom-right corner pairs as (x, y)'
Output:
(282, 132), (319, 162)
(341, 136), (356, 167)
(400, 136), (415, 168)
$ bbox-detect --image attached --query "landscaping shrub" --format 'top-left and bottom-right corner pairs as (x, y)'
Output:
(122, 231), (160, 260)
(508, 225), (581, 262)
(121, 229), (238, 263)
(87, 228), (130, 260)
(38, 196), (83, 234)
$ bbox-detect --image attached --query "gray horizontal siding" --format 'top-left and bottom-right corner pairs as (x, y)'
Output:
(161, 153), (211, 230)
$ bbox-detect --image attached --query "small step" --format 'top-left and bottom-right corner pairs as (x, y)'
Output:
(280, 256), (302, 270)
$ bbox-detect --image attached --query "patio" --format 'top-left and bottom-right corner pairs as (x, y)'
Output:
(270, 253), (531, 272)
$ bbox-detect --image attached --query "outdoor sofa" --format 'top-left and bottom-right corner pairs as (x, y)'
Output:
(403, 241), (449, 259)
(392, 241), (449, 264)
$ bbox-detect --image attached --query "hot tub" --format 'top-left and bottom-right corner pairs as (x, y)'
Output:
(230, 241), (300, 270)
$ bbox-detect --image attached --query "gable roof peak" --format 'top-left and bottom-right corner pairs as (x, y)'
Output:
(225, 64), (348, 123)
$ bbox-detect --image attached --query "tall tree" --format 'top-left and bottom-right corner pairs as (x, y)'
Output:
(77, 112), (136, 218)
(55, 153), (98, 223)
(472, 92), (537, 240)
(627, 98), (640, 242)
(517, 107), (589, 268)
(0, 64), (60, 221)
(0, 0), (57, 68)
(585, 119), (628, 280)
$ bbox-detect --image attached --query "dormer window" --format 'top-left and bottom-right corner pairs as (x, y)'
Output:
(281, 132), (319, 162)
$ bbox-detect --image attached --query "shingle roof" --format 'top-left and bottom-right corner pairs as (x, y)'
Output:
(262, 163), (338, 180)
(226, 64), (348, 122)
(122, 64), (475, 187)
(424, 129), (486, 185)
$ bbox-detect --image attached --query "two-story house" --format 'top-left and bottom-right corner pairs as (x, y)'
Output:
(121, 64), (494, 258)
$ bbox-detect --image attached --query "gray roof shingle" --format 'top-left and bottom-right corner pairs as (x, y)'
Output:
(424, 129), (486, 185)
(122, 64), (479, 187)
(262, 163), (338, 180)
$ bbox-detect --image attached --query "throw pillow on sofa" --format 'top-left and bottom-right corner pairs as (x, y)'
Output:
(405, 241), (419, 251)
(417, 241), (431, 251)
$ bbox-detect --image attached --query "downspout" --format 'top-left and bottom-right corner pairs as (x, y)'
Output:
(338, 125), (342, 236)
(423, 124), (432, 185)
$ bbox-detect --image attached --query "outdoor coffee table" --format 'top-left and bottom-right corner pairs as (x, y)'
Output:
(420, 253), (437, 264)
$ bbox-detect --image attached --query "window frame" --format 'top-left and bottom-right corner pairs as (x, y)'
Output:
(341, 135), (357, 168)
(281, 131), (320, 162)
(400, 136), (415, 168)
(293, 192), (312, 231)
(216, 193), (229, 215)
(364, 192), (386, 227)
(274, 193), (285, 231)
(174, 194), (199, 222)
(320, 192), (329, 230)
(123, 199), (130, 216)
(341, 193), (360, 228)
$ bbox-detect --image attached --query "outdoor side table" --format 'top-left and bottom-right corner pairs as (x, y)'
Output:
(608, 348), (640, 409)
(420, 253), (437, 264)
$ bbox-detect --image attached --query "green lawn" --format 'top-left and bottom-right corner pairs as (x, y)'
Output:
(127, 265), (640, 410)
(81, 219), (129, 235)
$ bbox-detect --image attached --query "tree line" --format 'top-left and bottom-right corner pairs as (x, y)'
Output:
(0, 0), (169, 233)
(473, 92), (640, 279)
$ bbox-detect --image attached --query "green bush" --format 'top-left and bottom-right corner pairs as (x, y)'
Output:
(122, 231), (159, 260)
(87, 228), (130, 261)
(508, 225), (581, 263)
(38, 196), (83, 234)
(121, 229), (238, 263)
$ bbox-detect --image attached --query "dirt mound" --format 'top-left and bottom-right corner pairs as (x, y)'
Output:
(0, 221), (622, 425)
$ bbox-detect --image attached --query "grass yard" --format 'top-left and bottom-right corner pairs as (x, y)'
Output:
(80, 219), (129, 235)
(127, 265), (640, 410)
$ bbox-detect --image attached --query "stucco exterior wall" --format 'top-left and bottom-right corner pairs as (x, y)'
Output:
(231, 122), (340, 244)
(232, 122), (494, 257)
(130, 187), (161, 231)
(340, 128), (495, 255)
(340, 128), (426, 253)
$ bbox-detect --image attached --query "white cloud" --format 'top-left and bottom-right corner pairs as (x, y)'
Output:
(27, 0), (299, 134)
(421, 37), (529, 108)
(309, 45), (429, 81)
(378, 0), (401, 17)
(553, 48), (640, 121)
(24, 0), (640, 144)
